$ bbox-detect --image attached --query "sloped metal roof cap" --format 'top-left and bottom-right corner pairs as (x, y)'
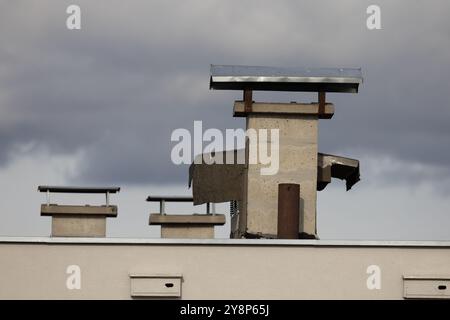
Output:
(210, 65), (363, 93)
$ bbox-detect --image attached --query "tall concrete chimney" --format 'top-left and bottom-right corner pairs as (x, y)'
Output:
(209, 65), (363, 239)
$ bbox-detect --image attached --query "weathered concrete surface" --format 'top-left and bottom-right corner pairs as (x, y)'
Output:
(41, 204), (117, 217)
(161, 225), (215, 239)
(189, 152), (360, 202)
(189, 150), (245, 205)
(245, 113), (318, 237)
(150, 214), (226, 239)
(149, 214), (226, 225)
(41, 205), (117, 237)
(52, 215), (106, 237)
(234, 101), (334, 119)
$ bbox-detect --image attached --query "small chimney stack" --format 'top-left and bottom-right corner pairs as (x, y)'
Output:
(39, 186), (120, 237)
(147, 196), (225, 239)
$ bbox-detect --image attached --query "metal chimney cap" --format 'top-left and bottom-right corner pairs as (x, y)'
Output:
(210, 64), (363, 93)
(38, 186), (120, 194)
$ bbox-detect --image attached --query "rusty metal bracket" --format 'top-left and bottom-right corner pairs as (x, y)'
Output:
(244, 89), (253, 113)
(318, 91), (326, 116)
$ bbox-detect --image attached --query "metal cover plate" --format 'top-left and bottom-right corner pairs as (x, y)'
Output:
(210, 65), (363, 93)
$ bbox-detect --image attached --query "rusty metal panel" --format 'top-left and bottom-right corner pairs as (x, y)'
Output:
(277, 184), (300, 239)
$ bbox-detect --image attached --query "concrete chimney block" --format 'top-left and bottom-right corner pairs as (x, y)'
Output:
(243, 106), (320, 238)
(41, 204), (118, 237)
(149, 214), (226, 239)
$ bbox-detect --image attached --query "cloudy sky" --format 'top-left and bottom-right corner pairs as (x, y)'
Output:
(0, 0), (449, 240)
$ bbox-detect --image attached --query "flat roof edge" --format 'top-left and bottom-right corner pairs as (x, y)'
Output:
(1, 237), (450, 248)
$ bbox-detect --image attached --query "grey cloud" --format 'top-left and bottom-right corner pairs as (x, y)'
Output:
(0, 0), (450, 188)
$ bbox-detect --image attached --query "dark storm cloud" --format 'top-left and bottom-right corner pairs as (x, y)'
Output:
(1, 0), (449, 186)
